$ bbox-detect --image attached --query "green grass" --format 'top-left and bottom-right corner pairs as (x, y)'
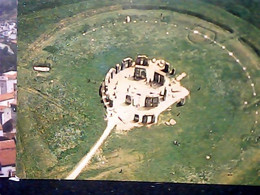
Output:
(17, 0), (260, 184)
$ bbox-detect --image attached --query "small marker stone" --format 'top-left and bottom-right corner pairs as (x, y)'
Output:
(256, 111), (258, 115)
(204, 35), (208, 38)
(228, 52), (233, 56)
(243, 67), (246, 70)
(236, 59), (240, 63)
(253, 92), (256, 96)
(126, 16), (131, 23)
(251, 83), (254, 87)
(206, 155), (211, 160)
(248, 75), (251, 79)
(222, 46), (225, 49)
(166, 32), (169, 35)
(193, 30), (199, 34)
(244, 101), (248, 105)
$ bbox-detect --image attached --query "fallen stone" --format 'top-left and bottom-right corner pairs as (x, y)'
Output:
(165, 122), (170, 126)
(169, 119), (176, 126)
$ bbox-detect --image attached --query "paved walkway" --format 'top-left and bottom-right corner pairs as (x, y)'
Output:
(66, 116), (116, 180)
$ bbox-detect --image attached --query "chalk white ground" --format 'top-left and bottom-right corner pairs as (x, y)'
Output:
(105, 59), (189, 130)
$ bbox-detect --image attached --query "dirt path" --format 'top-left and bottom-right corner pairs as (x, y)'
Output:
(20, 87), (63, 110)
(66, 115), (117, 180)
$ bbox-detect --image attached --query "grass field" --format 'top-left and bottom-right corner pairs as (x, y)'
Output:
(17, 0), (259, 184)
